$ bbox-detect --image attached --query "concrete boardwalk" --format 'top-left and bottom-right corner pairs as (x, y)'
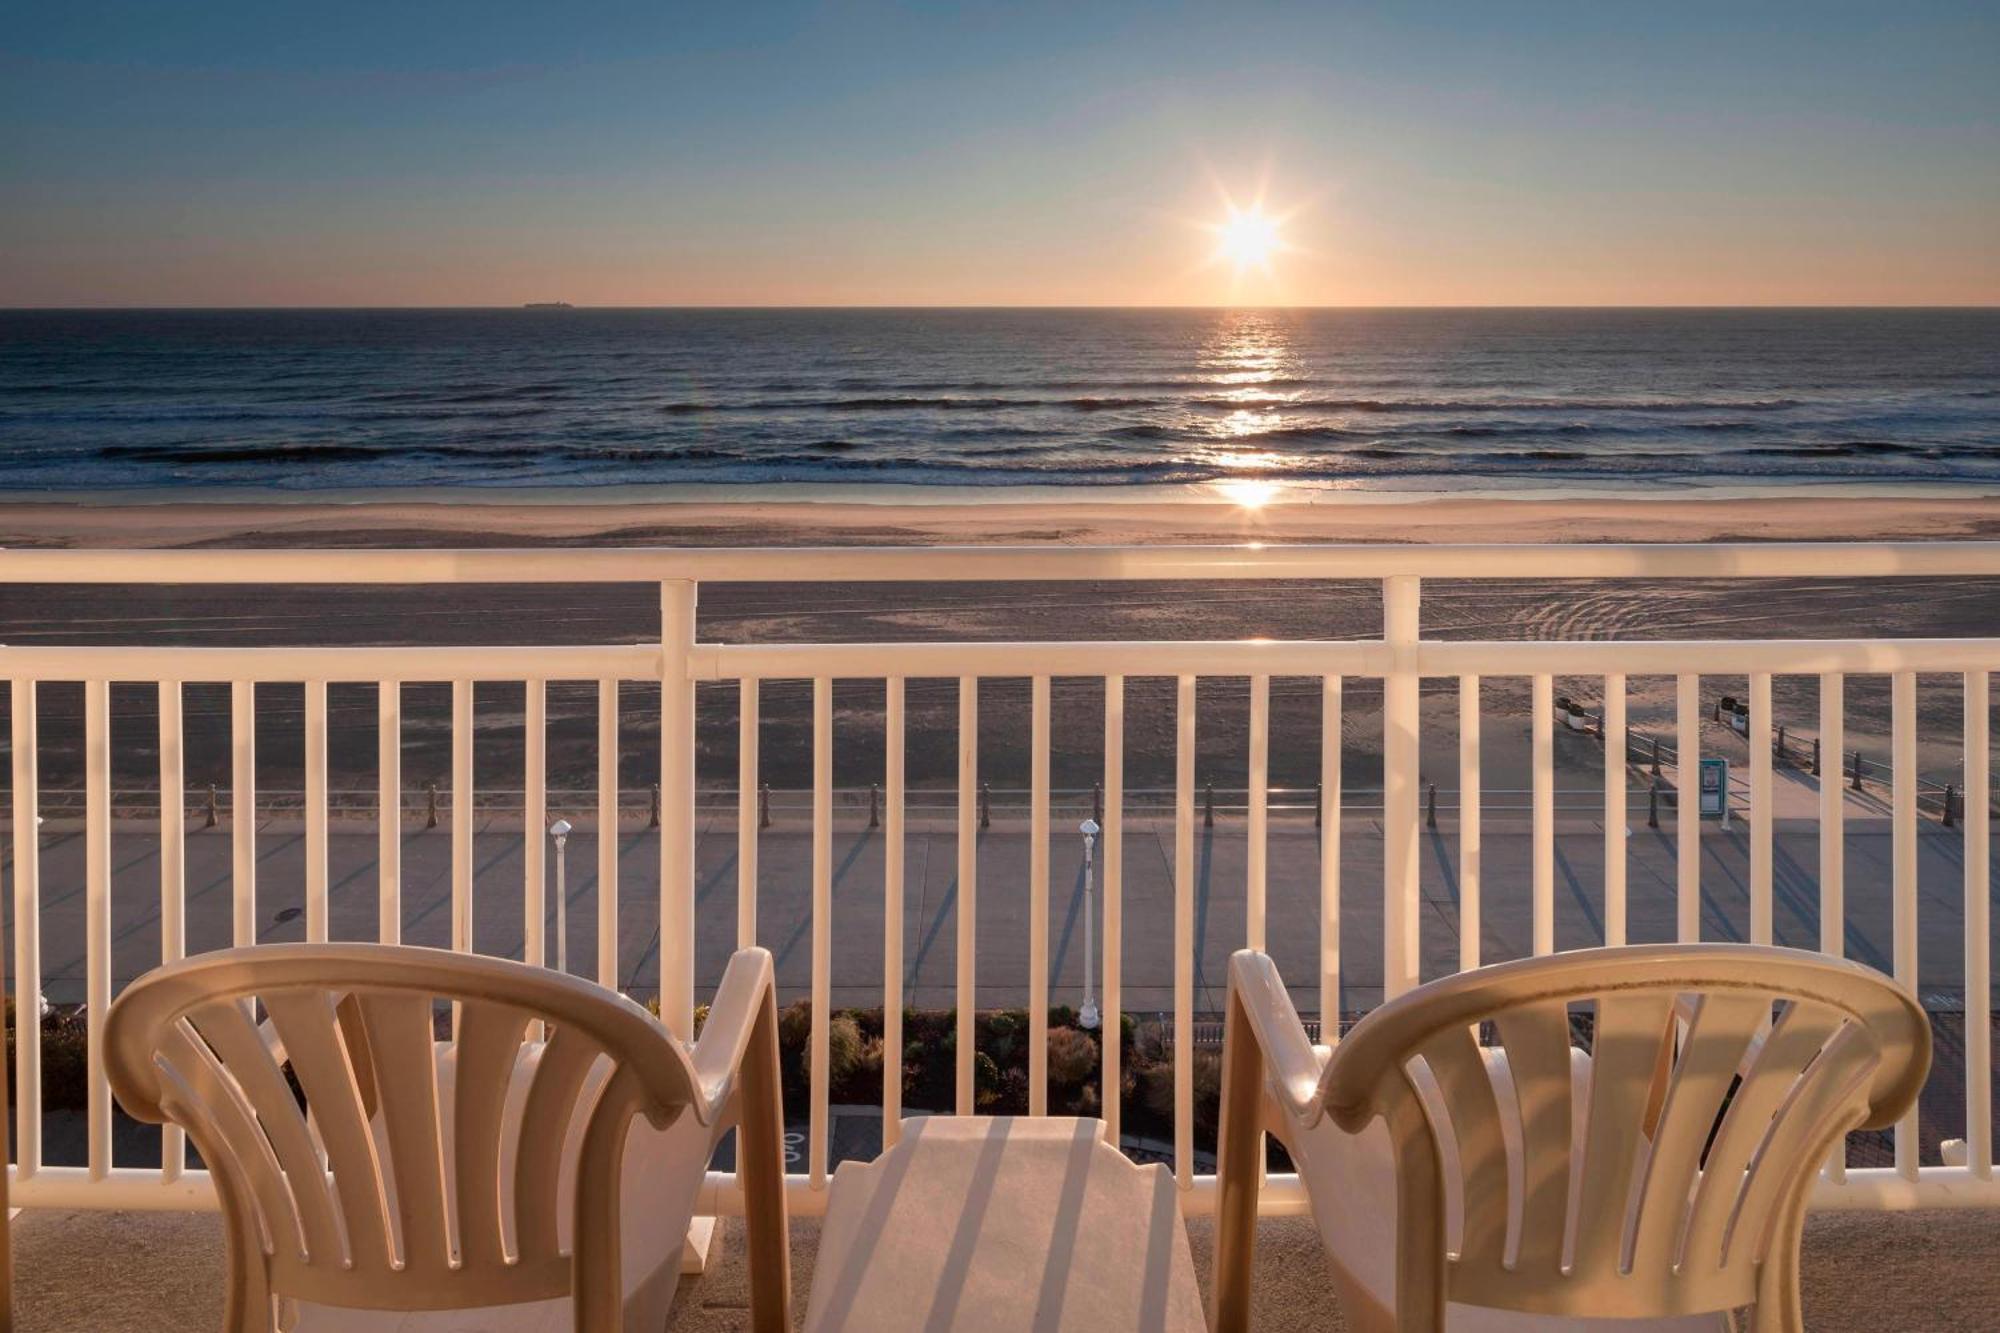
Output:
(10, 757), (1991, 1017)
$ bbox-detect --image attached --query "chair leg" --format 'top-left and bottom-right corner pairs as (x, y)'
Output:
(739, 989), (793, 1333)
(1211, 990), (1265, 1333)
(575, 1071), (641, 1333)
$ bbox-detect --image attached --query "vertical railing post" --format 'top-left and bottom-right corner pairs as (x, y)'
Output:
(660, 579), (698, 1040)
(1604, 674), (1627, 948)
(231, 682), (257, 946)
(739, 680), (761, 948)
(1383, 576), (1421, 997)
(1028, 676), (1052, 1115)
(1676, 674), (1701, 944)
(383, 682), (406, 946)
(883, 678), (906, 1148)
(158, 681), (187, 1181)
(85, 680), (111, 1181)
(11, 680), (42, 1179)
(1963, 670), (1992, 1181)
(1457, 675), (1480, 974)
(1102, 676), (1126, 1146)
(452, 680), (474, 965)
(305, 679), (329, 943)
(1748, 673), (1773, 945)
(956, 677), (980, 1114)
(1891, 672), (1919, 1178)
(521, 681), (543, 964)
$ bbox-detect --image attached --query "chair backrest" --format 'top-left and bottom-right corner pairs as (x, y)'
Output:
(105, 943), (705, 1321)
(1317, 944), (1930, 1321)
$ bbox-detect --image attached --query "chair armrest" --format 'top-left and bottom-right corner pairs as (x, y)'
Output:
(1226, 951), (1326, 1127)
(688, 947), (777, 1126)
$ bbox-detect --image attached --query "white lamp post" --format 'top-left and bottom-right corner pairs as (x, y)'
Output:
(1078, 818), (1101, 1030)
(549, 819), (572, 975)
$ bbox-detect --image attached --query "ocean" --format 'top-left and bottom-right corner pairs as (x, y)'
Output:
(0, 307), (1995, 496)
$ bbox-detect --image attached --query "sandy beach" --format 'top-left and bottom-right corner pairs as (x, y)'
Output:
(4, 491), (1999, 804)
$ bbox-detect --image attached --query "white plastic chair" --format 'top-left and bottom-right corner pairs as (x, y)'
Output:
(1212, 945), (1930, 1332)
(106, 943), (790, 1333)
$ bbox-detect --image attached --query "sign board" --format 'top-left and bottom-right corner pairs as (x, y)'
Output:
(1698, 757), (1730, 819)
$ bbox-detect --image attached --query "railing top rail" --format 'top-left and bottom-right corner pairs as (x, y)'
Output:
(8, 540), (2000, 584)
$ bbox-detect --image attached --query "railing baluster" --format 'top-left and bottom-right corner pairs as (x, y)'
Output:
(1965, 670), (1992, 1181)
(380, 682), (403, 945)
(158, 681), (186, 1181)
(738, 679), (760, 948)
(305, 680), (329, 943)
(1676, 674), (1700, 942)
(810, 677), (833, 1189)
(883, 678), (906, 1149)
(956, 676), (978, 1115)
(1603, 673), (1627, 947)
(1891, 670), (1918, 1178)
(597, 680), (618, 989)
(1383, 577), (1421, 995)
(1320, 675), (1341, 1024)
(85, 680), (111, 1181)
(1532, 673), (1554, 956)
(521, 680), (542, 964)
(659, 580), (698, 1038)
(1820, 670), (1846, 1183)
(1458, 675), (1480, 972)
(1247, 674), (1269, 951)
(1174, 674), (1195, 1189)
(1029, 675), (1050, 1115)
(231, 681), (256, 946)
(1749, 672), (1773, 945)
(10, 680), (41, 1178)
(452, 680), (474, 961)
(1102, 676), (1125, 1145)
(1820, 673), (1845, 959)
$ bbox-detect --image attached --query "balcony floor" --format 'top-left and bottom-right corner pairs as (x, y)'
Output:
(12, 1206), (2000, 1330)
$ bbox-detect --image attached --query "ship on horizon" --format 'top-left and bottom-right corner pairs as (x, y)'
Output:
(522, 301), (574, 309)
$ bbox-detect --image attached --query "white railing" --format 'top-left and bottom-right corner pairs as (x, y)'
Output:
(2, 542), (1996, 1219)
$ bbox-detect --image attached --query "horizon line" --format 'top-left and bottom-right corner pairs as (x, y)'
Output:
(5, 302), (1999, 312)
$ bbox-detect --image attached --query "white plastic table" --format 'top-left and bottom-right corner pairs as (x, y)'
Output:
(803, 1116), (1206, 1331)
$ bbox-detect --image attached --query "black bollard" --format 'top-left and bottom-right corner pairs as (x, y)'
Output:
(869, 782), (880, 830)
(1314, 780), (1323, 829)
(204, 782), (219, 829)
(1092, 780), (1103, 824)
(759, 782), (771, 829)
(648, 782), (660, 829)
(1650, 736), (1661, 778)
(425, 781), (439, 830)
(1774, 724), (1787, 766)
(1204, 782), (1214, 829)
(980, 781), (992, 830)
(1648, 780), (1660, 829)
(1943, 784), (1958, 828)
(1813, 737), (1822, 777)
(1425, 782), (1437, 830)
(1851, 750), (1864, 792)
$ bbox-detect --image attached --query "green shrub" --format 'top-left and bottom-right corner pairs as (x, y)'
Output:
(1045, 1025), (1098, 1088)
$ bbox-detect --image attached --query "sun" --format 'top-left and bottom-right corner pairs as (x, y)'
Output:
(1216, 207), (1282, 274)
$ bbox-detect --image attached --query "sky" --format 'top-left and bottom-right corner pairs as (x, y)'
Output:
(2, 2), (1996, 307)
